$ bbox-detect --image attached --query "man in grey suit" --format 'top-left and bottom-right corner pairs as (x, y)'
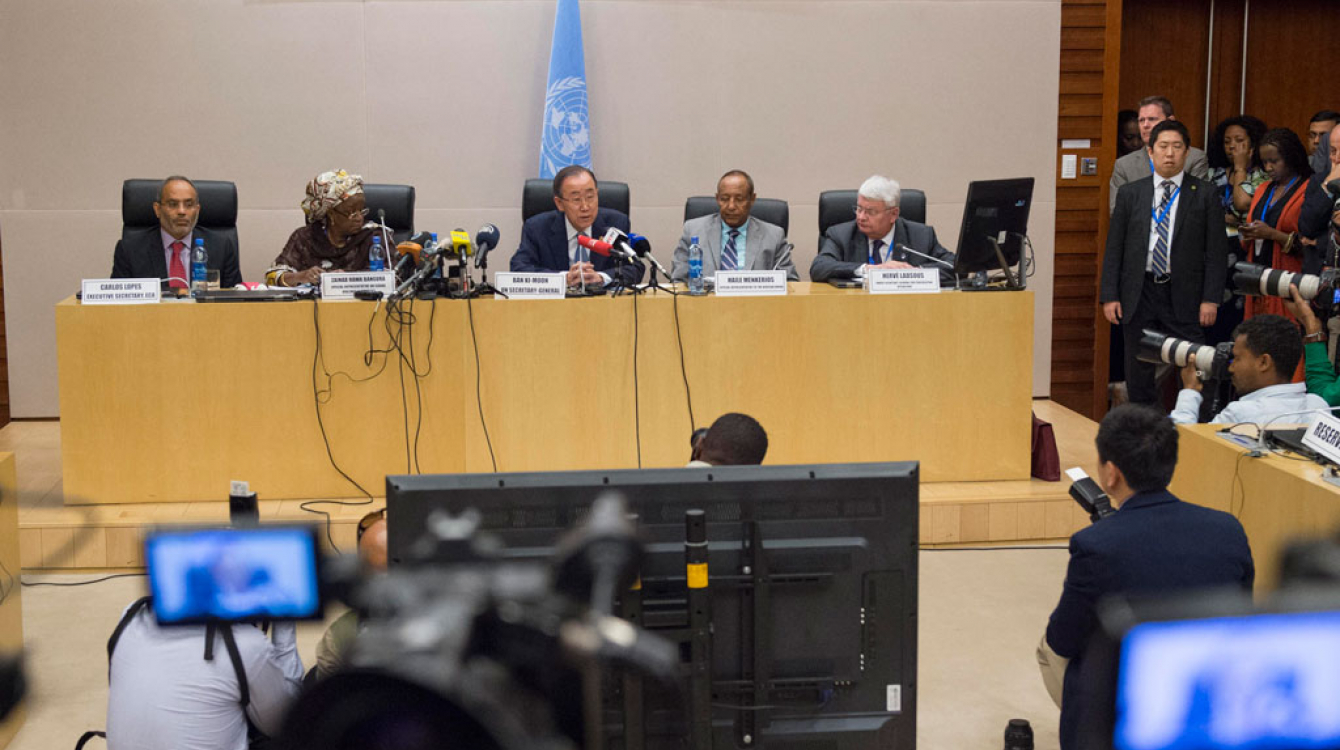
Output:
(810, 175), (956, 285)
(1109, 96), (1209, 214)
(671, 170), (797, 282)
(1101, 120), (1225, 406)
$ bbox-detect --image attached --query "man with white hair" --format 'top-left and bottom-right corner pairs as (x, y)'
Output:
(809, 175), (956, 284)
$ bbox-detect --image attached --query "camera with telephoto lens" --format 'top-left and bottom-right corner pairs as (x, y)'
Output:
(1136, 330), (1233, 382)
(275, 492), (679, 750)
(1232, 262), (1340, 312)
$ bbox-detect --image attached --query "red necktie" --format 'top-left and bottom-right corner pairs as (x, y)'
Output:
(168, 241), (187, 289)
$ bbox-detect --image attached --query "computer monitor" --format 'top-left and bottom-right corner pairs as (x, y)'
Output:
(952, 177), (1035, 288)
(386, 462), (920, 750)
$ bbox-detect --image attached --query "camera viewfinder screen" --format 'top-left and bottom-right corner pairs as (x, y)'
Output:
(1115, 611), (1340, 750)
(146, 526), (322, 624)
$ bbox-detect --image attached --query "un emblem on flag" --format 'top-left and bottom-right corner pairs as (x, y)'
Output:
(542, 76), (592, 175)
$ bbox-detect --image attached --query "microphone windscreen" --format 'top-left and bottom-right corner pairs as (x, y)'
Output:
(629, 234), (652, 255)
(450, 229), (473, 257)
(475, 224), (500, 252)
(396, 242), (423, 262)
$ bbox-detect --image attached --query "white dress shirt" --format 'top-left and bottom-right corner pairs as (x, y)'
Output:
(1146, 171), (1184, 273)
(1171, 381), (1330, 426)
(855, 227), (897, 278)
(107, 605), (303, 750)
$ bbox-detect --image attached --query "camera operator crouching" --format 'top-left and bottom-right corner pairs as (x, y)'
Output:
(1040, 405), (1255, 750)
(1170, 313), (1328, 425)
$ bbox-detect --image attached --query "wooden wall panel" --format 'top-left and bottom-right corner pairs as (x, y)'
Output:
(1119, 0), (1212, 147)
(1243, 0), (1340, 137)
(1206, 0), (1246, 132)
(0, 223), (8, 426)
(1051, 0), (1122, 419)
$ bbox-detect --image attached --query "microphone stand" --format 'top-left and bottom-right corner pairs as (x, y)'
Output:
(892, 243), (960, 290)
(636, 252), (674, 295)
(462, 246), (506, 298)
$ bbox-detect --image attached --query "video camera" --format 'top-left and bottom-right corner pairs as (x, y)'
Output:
(1232, 261), (1340, 312)
(144, 492), (679, 750)
(1136, 330), (1235, 420)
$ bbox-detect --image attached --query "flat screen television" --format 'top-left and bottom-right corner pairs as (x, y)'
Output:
(386, 462), (920, 750)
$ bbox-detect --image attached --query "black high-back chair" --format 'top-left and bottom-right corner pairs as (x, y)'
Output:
(122, 179), (238, 249)
(522, 178), (631, 222)
(362, 184), (416, 245)
(683, 197), (790, 236)
(817, 188), (926, 246)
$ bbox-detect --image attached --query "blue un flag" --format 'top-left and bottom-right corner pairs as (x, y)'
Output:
(539, 0), (592, 179)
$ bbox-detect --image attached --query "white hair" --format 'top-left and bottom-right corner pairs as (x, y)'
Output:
(858, 175), (901, 208)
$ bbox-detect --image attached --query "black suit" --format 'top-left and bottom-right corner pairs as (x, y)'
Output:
(1100, 174), (1225, 403)
(809, 217), (956, 285)
(510, 208), (643, 288)
(1046, 490), (1254, 750)
(1299, 173), (1340, 274)
(112, 226), (242, 289)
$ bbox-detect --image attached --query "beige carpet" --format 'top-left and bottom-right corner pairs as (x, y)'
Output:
(5, 545), (1070, 750)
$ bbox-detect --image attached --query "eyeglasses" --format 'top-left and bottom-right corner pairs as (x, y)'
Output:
(335, 207), (370, 222)
(160, 200), (198, 211)
(716, 194), (753, 206)
(854, 205), (892, 217)
(560, 191), (598, 207)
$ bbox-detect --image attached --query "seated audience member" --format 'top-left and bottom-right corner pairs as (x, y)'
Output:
(689, 413), (769, 466)
(809, 175), (956, 285)
(1239, 128), (1314, 319)
(670, 170), (797, 282)
(1116, 109), (1142, 158)
(688, 426), (710, 463)
(266, 170), (387, 287)
(1171, 314), (1328, 425)
(107, 597), (304, 749)
(1109, 96), (1210, 214)
(1299, 122), (1340, 274)
(315, 509), (387, 680)
(510, 165), (643, 289)
(1286, 285), (1340, 406)
(112, 175), (243, 290)
(1307, 110), (1340, 158)
(1043, 403), (1254, 750)
(1205, 115), (1269, 341)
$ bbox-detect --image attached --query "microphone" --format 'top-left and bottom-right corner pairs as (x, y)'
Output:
(473, 224), (500, 268)
(578, 234), (615, 257)
(450, 229), (473, 259)
(894, 243), (955, 269)
(600, 228), (640, 261)
(627, 233), (669, 277)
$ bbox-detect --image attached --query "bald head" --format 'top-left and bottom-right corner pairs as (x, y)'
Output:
(358, 515), (388, 570)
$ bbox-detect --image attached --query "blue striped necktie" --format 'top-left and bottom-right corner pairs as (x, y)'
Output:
(871, 239), (884, 265)
(722, 229), (740, 271)
(1152, 180), (1173, 278)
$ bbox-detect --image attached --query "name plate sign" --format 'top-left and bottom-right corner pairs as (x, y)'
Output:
(320, 271), (396, 301)
(866, 268), (940, 294)
(81, 278), (160, 305)
(714, 270), (788, 296)
(1302, 412), (1340, 466)
(496, 273), (567, 299)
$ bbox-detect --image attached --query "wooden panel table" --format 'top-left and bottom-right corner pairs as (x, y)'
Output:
(1170, 424), (1340, 593)
(56, 285), (1034, 503)
(0, 453), (24, 747)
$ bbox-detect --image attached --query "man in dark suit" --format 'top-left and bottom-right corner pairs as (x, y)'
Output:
(510, 165), (643, 289)
(111, 176), (242, 290)
(1101, 119), (1226, 405)
(809, 175), (955, 285)
(1044, 403), (1253, 750)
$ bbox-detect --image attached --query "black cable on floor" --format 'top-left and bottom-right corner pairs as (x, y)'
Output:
(466, 295), (498, 472)
(672, 288), (695, 431)
(632, 291), (642, 468)
(22, 573), (145, 587)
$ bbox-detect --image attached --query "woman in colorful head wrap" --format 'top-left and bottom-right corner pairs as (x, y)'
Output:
(266, 170), (385, 286)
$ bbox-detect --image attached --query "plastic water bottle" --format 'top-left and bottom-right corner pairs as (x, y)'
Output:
(190, 238), (208, 297)
(369, 236), (385, 271)
(687, 236), (705, 295)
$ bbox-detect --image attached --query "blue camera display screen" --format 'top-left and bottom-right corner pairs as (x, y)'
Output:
(145, 526), (322, 624)
(1115, 610), (1340, 750)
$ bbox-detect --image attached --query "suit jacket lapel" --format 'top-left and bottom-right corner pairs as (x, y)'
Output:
(1169, 177), (1195, 248)
(705, 215), (724, 272)
(1135, 178), (1155, 259)
(148, 229), (170, 280)
(744, 216), (763, 270)
(550, 212), (570, 269)
(846, 223), (867, 263)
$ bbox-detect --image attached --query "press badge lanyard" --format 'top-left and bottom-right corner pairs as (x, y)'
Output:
(1259, 177), (1299, 222)
(1151, 183), (1181, 226)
